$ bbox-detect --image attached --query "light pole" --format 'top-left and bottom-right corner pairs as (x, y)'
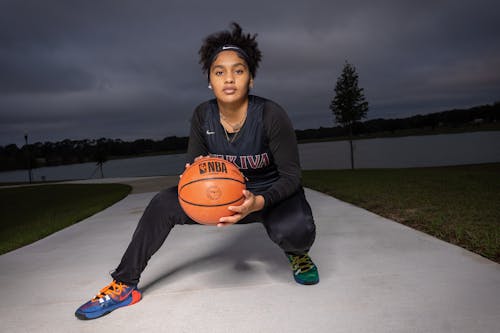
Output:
(24, 133), (33, 183)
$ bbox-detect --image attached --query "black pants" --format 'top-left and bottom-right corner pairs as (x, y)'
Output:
(111, 186), (316, 285)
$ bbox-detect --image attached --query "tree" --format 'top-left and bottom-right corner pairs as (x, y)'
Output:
(93, 148), (108, 178)
(329, 61), (369, 169)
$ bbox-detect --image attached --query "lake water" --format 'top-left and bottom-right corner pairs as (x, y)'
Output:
(1, 131), (499, 183)
(299, 131), (500, 169)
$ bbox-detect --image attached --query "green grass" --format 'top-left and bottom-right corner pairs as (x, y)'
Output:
(0, 184), (131, 255)
(2, 166), (499, 263)
(302, 164), (500, 263)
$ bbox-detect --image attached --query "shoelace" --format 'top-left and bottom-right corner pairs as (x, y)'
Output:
(289, 255), (315, 275)
(92, 280), (128, 301)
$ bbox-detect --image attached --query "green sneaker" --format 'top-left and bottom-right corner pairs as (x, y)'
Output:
(287, 253), (319, 285)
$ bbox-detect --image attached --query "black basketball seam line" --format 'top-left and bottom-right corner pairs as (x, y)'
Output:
(179, 195), (245, 207)
(179, 177), (245, 190)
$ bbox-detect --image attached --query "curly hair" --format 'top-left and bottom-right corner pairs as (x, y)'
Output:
(199, 22), (262, 78)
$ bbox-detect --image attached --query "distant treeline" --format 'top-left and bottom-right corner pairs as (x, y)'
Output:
(0, 136), (188, 172)
(1, 102), (498, 172)
(295, 102), (499, 141)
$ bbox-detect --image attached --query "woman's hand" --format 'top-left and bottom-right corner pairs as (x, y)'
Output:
(179, 155), (205, 178)
(217, 190), (265, 227)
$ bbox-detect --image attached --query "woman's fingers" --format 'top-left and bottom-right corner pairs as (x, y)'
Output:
(179, 155), (205, 178)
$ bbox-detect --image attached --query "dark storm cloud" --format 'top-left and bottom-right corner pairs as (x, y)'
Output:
(1, 0), (499, 146)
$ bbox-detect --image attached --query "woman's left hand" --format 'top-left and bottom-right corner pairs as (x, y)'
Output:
(217, 190), (265, 227)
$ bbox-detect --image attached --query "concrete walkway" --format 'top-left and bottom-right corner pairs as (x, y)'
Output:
(1, 177), (499, 332)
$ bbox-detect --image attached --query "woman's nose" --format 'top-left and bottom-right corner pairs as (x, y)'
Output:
(225, 73), (234, 83)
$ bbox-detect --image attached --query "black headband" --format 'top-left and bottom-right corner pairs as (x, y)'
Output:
(208, 45), (251, 73)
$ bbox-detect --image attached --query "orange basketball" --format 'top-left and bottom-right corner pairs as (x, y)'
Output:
(178, 156), (246, 225)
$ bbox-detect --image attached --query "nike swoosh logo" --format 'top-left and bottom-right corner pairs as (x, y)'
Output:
(118, 289), (134, 302)
(206, 130), (215, 135)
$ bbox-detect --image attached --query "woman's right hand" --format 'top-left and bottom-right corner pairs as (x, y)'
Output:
(179, 155), (206, 178)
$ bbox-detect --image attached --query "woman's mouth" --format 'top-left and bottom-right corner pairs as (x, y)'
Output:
(223, 87), (236, 94)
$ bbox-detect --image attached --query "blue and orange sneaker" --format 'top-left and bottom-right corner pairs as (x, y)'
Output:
(75, 280), (142, 320)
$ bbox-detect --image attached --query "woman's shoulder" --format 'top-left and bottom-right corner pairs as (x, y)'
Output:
(250, 95), (286, 115)
(252, 96), (293, 133)
(194, 98), (217, 112)
(191, 99), (218, 121)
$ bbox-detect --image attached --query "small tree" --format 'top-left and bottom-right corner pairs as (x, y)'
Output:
(94, 149), (108, 178)
(330, 61), (369, 169)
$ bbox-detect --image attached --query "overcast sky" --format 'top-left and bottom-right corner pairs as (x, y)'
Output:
(1, 0), (499, 147)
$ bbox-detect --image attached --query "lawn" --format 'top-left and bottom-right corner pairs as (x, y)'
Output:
(302, 163), (500, 263)
(2, 165), (499, 263)
(0, 184), (131, 255)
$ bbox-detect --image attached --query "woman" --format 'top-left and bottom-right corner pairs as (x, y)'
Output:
(75, 22), (319, 320)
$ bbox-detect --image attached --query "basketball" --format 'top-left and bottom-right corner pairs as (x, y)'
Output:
(178, 156), (246, 225)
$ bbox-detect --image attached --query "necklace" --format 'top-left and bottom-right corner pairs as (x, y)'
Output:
(220, 110), (247, 131)
(223, 126), (239, 143)
(220, 111), (247, 143)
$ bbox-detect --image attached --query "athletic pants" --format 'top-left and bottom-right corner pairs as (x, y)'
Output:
(111, 186), (316, 285)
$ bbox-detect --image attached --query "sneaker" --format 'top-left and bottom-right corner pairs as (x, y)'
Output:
(75, 280), (142, 320)
(287, 253), (319, 285)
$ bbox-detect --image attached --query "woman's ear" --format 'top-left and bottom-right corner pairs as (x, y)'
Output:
(249, 78), (254, 89)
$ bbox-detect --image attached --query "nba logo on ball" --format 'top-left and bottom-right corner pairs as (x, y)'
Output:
(178, 157), (246, 225)
(199, 160), (228, 175)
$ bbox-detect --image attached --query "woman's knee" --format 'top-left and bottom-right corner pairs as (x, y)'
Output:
(265, 215), (316, 252)
(139, 186), (184, 225)
(150, 186), (178, 207)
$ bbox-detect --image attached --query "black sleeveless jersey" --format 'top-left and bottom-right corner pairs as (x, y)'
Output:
(187, 95), (302, 208)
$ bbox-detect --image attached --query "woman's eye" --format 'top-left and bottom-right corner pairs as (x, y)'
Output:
(215, 71), (223, 76)
(235, 69), (244, 74)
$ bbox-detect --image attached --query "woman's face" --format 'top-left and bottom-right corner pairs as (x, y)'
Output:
(209, 50), (253, 105)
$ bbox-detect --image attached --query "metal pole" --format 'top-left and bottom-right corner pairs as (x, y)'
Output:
(24, 134), (32, 183)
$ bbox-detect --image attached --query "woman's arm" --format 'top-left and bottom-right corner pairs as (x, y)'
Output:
(261, 100), (302, 208)
(186, 104), (209, 163)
